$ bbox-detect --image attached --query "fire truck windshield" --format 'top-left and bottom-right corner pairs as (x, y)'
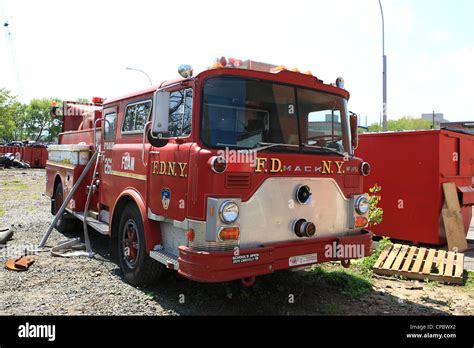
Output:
(201, 76), (351, 154)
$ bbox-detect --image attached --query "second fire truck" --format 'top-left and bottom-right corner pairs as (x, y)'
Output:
(45, 58), (373, 286)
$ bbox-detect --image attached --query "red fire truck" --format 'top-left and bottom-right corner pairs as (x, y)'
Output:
(44, 59), (373, 286)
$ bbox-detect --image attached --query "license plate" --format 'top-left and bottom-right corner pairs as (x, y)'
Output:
(289, 253), (318, 267)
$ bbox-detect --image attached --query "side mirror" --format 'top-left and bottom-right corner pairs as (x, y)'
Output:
(148, 90), (170, 148)
(350, 112), (358, 151)
(151, 90), (170, 135)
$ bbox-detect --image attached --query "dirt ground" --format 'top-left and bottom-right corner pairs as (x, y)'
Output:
(0, 169), (473, 315)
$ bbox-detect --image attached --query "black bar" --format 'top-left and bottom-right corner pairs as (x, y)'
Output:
(0, 315), (473, 346)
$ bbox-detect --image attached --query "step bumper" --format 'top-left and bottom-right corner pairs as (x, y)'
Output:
(177, 230), (373, 283)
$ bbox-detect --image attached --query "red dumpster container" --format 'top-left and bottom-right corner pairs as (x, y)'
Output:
(356, 129), (474, 245)
(0, 145), (48, 168)
(29, 147), (48, 168)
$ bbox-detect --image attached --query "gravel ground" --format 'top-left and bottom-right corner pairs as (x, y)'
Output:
(0, 169), (473, 316)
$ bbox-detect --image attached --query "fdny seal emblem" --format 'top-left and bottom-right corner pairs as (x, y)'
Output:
(161, 188), (171, 210)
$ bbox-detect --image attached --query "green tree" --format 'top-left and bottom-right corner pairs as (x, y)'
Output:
(75, 97), (90, 103)
(11, 102), (28, 141)
(368, 116), (433, 132)
(0, 88), (18, 142)
(24, 98), (61, 142)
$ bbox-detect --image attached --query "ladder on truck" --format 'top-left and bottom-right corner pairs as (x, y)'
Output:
(39, 120), (111, 256)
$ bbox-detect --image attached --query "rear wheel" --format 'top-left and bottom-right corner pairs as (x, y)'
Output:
(52, 181), (78, 233)
(118, 203), (164, 286)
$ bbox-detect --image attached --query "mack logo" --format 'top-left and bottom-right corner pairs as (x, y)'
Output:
(151, 161), (187, 178)
(121, 152), (135, 171)
(254, 158), (345, 174)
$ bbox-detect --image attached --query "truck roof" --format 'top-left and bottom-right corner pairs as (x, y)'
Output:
(104, 64), (349, 105)
(104, 77), (187, 105)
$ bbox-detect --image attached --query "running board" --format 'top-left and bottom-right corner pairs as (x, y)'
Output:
(72, 211), (109, 235)
(150, 249), (179, 270)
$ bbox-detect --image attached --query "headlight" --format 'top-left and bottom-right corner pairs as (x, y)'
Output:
(219, 200), (239, 224)
(355, 196), (369, 215)
(296, 185), (312, 205)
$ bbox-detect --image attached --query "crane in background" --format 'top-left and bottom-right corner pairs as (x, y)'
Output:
(1, 5), (24, 99)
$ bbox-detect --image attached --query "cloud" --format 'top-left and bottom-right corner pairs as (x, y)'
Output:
(385, 2), (415, 34)
(431, 29), (450, 43)
(388, 45), (474, 121)
(0, 0), (472, 123)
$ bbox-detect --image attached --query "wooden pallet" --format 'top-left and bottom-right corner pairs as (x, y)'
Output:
(373, 243), (465, 285)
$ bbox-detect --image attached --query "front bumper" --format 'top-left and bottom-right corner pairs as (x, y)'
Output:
(178, 229), (373, 282)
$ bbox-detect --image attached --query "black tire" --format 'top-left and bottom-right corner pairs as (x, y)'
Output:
(52, 181), (78, 233)
(118, 203), (164, 286)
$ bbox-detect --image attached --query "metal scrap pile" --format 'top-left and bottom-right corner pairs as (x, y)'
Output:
(0, 153), (31, 169)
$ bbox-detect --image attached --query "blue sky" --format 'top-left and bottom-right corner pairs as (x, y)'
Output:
(1, 0), (473, 125)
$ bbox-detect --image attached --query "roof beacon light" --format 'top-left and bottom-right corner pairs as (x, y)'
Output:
(228, 58), (242, 67)
(336, 77), (344, 89)
(91, 97), (104, 105)
(271, 65), (287, 73)
(210, 56), (244, 69)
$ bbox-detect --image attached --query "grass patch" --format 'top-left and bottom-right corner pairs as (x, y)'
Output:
(26, 206), (37, 213)
(305, 265), (373, 298)
(1, 180), (29, 191)
(352, 237), (393, 276)
(297, 238), (396, 299)
(423, 278), (439, 289)
(321, 302), (342, 314)
(0, 207), (4, 217)
(465, 271), (474, 299)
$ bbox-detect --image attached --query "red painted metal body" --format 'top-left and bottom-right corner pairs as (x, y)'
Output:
(45, 65), (372, 283)
(0, 145), (48, 168)
(178, 230), (372, 282)
(356, 130), (474, 245)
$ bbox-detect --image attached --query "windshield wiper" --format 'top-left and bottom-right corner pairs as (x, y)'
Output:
(301, 143), (348, 157)
(250, 142), (299, 153)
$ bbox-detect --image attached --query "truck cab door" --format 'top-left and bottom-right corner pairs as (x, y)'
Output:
(147, 88), (193, 222)
(99, 106), (118, 220)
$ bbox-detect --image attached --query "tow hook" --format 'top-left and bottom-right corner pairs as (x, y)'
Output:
(341, 259), (351, 268)
(241, 276), (256, 287)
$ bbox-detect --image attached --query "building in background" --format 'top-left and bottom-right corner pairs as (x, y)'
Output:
(421, 113), (448, 129)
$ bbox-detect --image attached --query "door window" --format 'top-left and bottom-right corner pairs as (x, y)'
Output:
(168, 89), (193, 137)
(104, 112), (117, 141)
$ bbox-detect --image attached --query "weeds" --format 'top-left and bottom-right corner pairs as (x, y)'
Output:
(321, 302), (342, 314)
(368, 184), (383, 226)
(353, 237), (392, 276)
(423, 278), (439, 289)
(465, 271), (474, 300)
(306, 266), (373, 298)
(1, 180), (28, 191)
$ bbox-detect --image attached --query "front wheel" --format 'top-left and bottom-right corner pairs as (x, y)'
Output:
(118, 203), (164, 286)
